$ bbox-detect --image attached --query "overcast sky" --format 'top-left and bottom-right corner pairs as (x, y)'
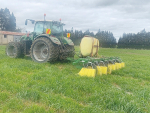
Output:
(1, 0), (150, 41)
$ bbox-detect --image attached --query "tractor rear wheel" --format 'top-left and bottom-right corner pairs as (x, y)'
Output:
(6, 42), (24, 58)
(30, 37), (59, 63)
(58, 45), (75, 60)
(66, 45), (75, 58)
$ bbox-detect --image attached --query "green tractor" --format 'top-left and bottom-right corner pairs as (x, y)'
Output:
(6, 19), (75, 63)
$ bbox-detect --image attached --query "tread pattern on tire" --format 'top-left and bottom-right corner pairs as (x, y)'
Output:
(59, 45), (75, 60)
(6, 42), (24, 58)
(67, 45), (75, 57)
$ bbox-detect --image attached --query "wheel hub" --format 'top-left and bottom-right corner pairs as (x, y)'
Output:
(40, 46), (48, 59)
(33, 42), (49, 62)
(7, 46), (16, 56)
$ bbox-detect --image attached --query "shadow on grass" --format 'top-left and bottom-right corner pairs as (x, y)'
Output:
(22, 55), (73, 65)
(52, 59), (73, 64)
(22, 56), (32, 61)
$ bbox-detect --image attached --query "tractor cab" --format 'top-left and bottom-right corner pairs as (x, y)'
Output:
(34, 20), (64, 36)
(25, 19), (65, 37)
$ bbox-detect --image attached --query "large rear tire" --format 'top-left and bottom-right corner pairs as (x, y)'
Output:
(30, 37), (59, 63)
(6, 42), (24, 58)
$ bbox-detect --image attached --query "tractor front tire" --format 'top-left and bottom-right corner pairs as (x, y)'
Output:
(6, 42), (24, 58)
(30, 37), (59, 63)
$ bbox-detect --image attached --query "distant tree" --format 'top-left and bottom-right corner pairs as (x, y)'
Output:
(0, 9), (5, 30)
(8, 13), (16, 31)
(140, 28), (146, 34)
(95, 30), (116, 48)
(0, 8), (16, 31)
(84, 29), (90, 35)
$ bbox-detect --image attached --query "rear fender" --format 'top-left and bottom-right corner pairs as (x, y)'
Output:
(62, 37), (74, 46)
(35, 34), (61, 45)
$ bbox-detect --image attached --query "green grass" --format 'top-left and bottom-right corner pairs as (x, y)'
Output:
(0, 45), (150, 113)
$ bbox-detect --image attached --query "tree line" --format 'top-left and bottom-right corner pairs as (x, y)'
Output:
(63, 28), (116, 47)
(118, 29), (150, 49)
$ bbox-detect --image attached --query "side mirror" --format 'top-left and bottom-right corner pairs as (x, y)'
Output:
(25, 20), (27, 25)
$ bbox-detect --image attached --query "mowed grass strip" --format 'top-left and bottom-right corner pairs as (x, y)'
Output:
(0, 45), (150, 113)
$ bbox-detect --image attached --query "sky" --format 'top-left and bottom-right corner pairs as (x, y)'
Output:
(1, 0), (150, 41)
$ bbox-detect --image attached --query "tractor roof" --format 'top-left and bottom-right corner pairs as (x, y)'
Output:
(25, 19), (65, 25)
(35, 20), (65, 25)
(36, 20), (53, 22)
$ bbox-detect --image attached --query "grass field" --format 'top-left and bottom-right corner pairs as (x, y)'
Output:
(0, 45), (150, 113)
